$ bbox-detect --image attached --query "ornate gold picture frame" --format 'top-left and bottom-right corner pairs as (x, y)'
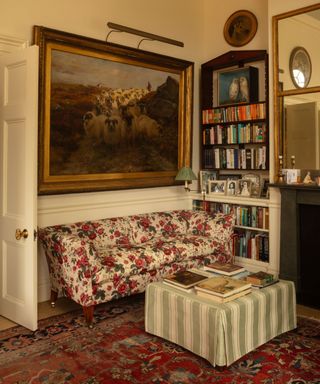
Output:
(34, 26), (194, 195)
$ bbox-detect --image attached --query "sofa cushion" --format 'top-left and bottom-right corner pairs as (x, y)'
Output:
(39, 217), (132, 249)
(178, 210), (234, 237)
(149, 234), (224, 262)
(94, 231), (224, 280)
(90, 217), (132, 248)
(128, 211), (187, 244)
(95, 242), (181, 279)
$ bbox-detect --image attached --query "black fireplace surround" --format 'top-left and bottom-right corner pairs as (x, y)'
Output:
(273, 184), (320, 309)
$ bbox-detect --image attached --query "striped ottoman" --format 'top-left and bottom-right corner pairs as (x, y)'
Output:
(145, 279), (296, 367)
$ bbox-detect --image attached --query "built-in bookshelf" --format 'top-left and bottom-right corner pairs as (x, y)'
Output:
(200, 50), (269, 172)
(191, 194), (273, 271)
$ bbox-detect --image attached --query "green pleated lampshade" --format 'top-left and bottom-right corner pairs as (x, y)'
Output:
(175, 167), (197, 181)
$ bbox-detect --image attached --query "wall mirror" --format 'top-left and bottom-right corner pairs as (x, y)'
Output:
(273, 3), (320, 177)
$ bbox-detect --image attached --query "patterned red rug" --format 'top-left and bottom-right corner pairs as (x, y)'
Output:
(0, 294), (319, 384)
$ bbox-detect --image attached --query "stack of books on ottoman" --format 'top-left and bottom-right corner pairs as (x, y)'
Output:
(194, 276), (252, 303)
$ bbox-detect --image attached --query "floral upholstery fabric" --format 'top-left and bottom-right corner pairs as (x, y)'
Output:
(128, 211), (188, 244)
(39, 210), (234, 307)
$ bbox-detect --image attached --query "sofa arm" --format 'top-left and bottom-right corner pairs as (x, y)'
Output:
(40, 231), (101, 306)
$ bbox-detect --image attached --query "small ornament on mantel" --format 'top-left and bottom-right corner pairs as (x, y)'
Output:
(303, 171), (314, 184)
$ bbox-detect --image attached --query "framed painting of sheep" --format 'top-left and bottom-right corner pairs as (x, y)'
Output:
(34, 26), (193, 194)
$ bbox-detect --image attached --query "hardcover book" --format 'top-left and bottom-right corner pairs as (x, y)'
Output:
(164, 270), (208, 289)
(251, 279), (279, 289)
(246, 271), (274, 285)
(203, 261), (246, 276)
(194, 276), (251, 298)
(196, 288), (252, 303)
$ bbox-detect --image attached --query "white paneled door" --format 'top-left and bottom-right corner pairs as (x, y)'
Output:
(0, 46), (38, 330)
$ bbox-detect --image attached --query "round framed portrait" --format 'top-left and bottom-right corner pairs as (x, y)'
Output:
(223, 10), (258, 47)
(289, 47), (312, 88)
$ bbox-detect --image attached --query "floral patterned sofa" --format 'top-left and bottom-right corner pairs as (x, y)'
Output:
(39, 209), (234, 326)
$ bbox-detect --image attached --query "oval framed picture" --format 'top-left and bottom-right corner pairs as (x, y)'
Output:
(289, 46), (312, 88)
(223, 10), (258, 47)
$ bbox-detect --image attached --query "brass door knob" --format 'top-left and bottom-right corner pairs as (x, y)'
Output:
(15, 228), (28, 240)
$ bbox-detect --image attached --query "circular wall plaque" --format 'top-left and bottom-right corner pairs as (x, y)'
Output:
(223, 10), (258, 47)
(289, 47), (312, 88)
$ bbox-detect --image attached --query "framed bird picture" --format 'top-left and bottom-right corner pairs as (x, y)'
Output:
(217, 66), (259, 106)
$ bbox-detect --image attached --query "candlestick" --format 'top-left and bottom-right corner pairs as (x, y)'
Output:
(278, 155), (284, 183)
(291, 155), (295, 169)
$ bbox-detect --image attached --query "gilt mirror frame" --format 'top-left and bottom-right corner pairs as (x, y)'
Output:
(272, 3), (320, 181)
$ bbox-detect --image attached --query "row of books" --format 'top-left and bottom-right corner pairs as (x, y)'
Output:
(192, 202), (269, 230)
(234, 205), (269, 229)
(231, 231), (269, 262)
(202, 123), (266, 145)
(163, 263), (277, 303)
(202, 102), (266, 124)
(193, 200), (234, 214)
(203, 146), (267, 170)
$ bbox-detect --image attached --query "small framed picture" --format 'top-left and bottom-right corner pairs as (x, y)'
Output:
(242, 173), (261, 197)
(217, 66), (258, 106)
(226, 180), (238, 196)
(238, 179), (252, 197)
(199, 170), (218, 194)
(260, 176), (270, 198)
(208, 180), (226, 195)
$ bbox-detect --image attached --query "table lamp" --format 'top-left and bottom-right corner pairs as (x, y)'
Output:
(175, 166), (197, 191)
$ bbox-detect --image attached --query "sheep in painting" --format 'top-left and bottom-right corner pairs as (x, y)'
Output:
(103, 109), (128, 146)
(127, 102), (160, 141)
(83, 111), (108, 144)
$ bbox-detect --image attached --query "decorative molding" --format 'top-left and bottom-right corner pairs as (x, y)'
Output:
(38, 189), (188, 213)
(0, 34), (29, 55)
(37, 188), (192, 227)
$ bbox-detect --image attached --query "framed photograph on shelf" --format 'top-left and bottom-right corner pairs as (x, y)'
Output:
(226, 180), (238, 196)
(208, 180), (226, 195)
(199, 170), (217, 194)
(238, 179), (252, 197)
(260, 176), (270, 198)
(242, 173), (261, 197)
(34, 26), (194, 195)
(217, 66), (258, 106)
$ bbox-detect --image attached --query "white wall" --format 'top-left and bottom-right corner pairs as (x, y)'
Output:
(1, 0), (207, 300)
(1, 0), (206, 226)
(4, 0), (313, 302)
(0, 0), (270, 301)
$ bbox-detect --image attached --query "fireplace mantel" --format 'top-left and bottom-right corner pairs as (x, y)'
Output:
(270, 183), (320, 308)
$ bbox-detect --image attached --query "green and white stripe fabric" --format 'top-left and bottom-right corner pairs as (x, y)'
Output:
(145, 280), (296, 367)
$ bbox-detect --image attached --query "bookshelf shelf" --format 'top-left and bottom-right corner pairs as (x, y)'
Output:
(234, 225), (269, 233)
(234, 256), (269, 267)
